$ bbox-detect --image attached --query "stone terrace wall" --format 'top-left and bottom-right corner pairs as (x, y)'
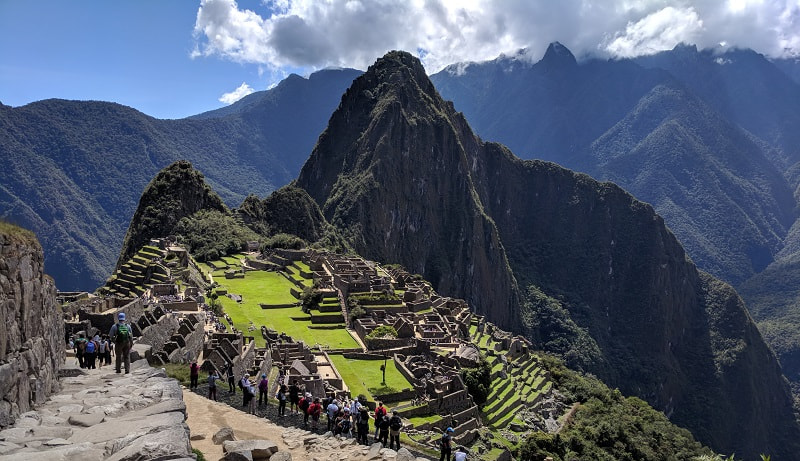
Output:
(0, 226), (65, 427)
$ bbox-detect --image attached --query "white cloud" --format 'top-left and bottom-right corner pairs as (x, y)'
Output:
(603, 7), (704, 58)
(193, 0), (800, 74)
(218, 82), (255, 104)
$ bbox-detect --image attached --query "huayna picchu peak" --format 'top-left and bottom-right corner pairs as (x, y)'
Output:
(296, 50), (800, 459)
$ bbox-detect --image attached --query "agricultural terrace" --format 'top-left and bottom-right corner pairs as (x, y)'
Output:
(328, 354), (413, 402)
(200, 259), (358, 349)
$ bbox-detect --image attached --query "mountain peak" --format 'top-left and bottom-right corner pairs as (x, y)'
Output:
(541, 41), (577, 67)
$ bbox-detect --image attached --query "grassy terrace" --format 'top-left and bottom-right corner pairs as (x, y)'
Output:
(201, 261), (358, 349)
(328, 354), (413, 401)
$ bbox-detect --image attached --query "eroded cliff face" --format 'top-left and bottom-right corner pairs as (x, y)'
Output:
(0, 223), (64, 427)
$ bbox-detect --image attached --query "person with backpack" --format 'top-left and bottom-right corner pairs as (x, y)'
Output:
(389, 410), (403, 450)
(357, 406), (370, 445)
(102, 335), (112, 367)
(109, 312), (133, 374)
(208, 369), (219, 401)
(378, 414), (391, 447)
(439, 427), (454, 461)
(190, 362), (199, 389)
(258, 373), (269, 406)
(374, 401), (387, 440)
(96, 335), (107, 368)
(84, 335), (97, 369)
(308, 397), (322, 431)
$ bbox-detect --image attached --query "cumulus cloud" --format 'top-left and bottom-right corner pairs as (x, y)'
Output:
(192, 0), (800, 74)
(218, 82), (255, 104)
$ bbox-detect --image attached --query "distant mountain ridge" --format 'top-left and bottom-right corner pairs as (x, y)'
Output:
(0, 68), (361, 290)
(432, 42), (800, 287)
(294, 51), (800, 460)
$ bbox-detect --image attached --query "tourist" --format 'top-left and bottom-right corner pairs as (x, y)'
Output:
(308, 397), (322, 430)
(439, 427), (454, 461)
(258, 373), (269, 406)
(208, 369), (219, 401)
(389, 410), (403, 450)
(103, 335), (113, 366)
(357, 406), (370, 445)
(74, 333), (86, 368)
(109, 312), (133, 374)
(189, 362), (199, 389)
(378, 414), (390, 447)
(96, 335), (107, 368)
(84, 334), (97, 369)
(245, 378), (257, 414)
(453, 446), (467, 461)
(326, 398), (340, 431)
(276, 384), (288, 417)
(289, 379), (300, 414)
(240, 373), (251, 407)
(374, 401), (387, 440)
(226, 362), (236, 393)
(299, 392), (312, 426)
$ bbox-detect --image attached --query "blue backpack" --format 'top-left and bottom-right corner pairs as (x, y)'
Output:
(85, 340), (96, 354)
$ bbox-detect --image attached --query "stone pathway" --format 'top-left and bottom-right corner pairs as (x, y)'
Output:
(0, 360), (192, 460)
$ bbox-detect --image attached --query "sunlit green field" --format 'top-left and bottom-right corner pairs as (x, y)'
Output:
(328, 354), (413, 401)
(205, 265), (358, 349)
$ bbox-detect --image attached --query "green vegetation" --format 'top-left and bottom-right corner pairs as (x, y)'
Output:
(176, 209), (259, 262)
(517, 354), (711, 461)
(328, 354), (412, 400)
(192, 448), (207, 461)
(366, 325), (398, 339)
(461, 358), (491, 405)
(349, 291), (400, 304)
(163, 362), (192, 387)
(261, 233), (307, 250)
(0, 220), (37, 244)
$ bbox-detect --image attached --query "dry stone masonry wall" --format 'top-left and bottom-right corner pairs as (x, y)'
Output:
(0, 226), (65, 427)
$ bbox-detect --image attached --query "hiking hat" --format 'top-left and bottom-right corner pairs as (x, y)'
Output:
(118, 312), (126, 321)
(446, 427), (454, 433)
(262, 374), (267, 378)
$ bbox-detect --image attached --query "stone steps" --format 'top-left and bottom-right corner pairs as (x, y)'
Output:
(0, 360), (192, 460)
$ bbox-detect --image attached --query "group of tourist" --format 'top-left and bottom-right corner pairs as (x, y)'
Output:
(68, 312), (134, 375)
(195, 362), (468, 460)
(71, 333), (113, 369)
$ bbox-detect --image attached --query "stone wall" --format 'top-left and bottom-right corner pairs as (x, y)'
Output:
(80, 297), (145, 335)
(0, 226), (65, 427)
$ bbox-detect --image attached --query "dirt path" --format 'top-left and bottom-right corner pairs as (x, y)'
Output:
(183, 388), (300, 461)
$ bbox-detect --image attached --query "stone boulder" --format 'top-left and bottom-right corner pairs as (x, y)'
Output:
(223, 439), (279, 460)
(213, 426), (236, 444)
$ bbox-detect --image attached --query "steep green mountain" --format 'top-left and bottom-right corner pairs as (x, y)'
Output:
(0, 68), (360, 291)
(588, 84), (795, 282)
(635, 46), (800, 175)
(295, 51), (800, 460)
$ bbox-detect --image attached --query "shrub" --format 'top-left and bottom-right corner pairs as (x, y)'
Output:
(367, 325), (398, 339)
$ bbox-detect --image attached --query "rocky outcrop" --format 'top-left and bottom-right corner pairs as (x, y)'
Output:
(0, 223), (64, 427)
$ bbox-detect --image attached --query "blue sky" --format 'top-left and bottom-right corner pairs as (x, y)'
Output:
(0, 0), (285, 119)
(1, 0), (798, 120)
